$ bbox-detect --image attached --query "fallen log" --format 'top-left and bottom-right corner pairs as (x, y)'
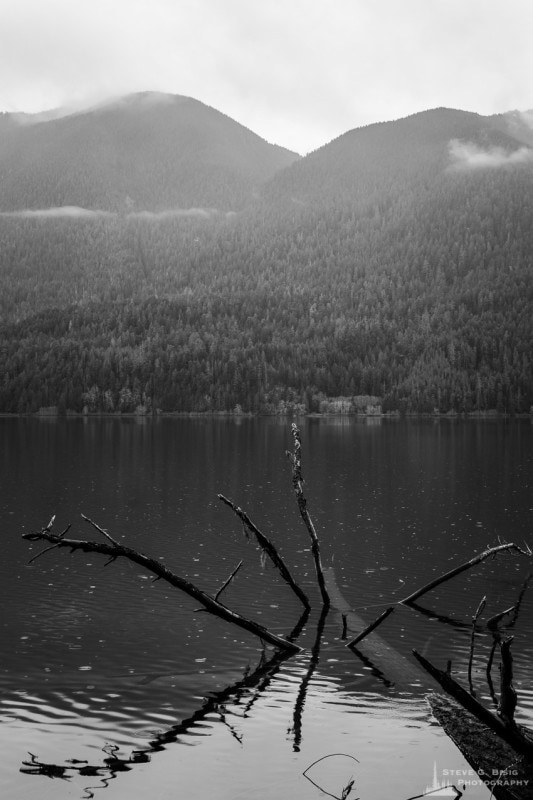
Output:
(413, 650), (533, 760)
(324, 566), (431, 689)
(428, 693), (533, 800)
(23, 519), (300, 653)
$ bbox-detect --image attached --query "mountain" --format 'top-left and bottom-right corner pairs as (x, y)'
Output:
(260, 106), (531, 209)
(0, 92), (300, 212)
(0, 104), (532, 416)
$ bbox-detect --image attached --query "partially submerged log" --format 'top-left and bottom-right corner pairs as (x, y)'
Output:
(413, 650), (533, 760)
(428, 693), (533, 800)
(324, 566), (431, 689)
(23, 518), (300, 653)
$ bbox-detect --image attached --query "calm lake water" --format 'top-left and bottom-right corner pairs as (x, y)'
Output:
(1, 417), (532, 799)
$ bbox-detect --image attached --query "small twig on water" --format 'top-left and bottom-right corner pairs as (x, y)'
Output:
(81, 514), (120, 547)
(215, 560), (244, 602)
(303, 754), (360, 800)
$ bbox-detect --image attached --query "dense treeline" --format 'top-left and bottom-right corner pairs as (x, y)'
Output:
(1, 160), (532, 415)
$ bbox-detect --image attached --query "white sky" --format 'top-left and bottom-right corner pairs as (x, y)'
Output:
(0, 0), (532, 154)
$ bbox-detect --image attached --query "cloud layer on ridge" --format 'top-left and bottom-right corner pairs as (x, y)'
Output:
(0, 206), (220, 219)
(449, 138), (533, 169)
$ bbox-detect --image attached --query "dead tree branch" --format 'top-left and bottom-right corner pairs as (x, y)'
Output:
(214, 560), (243, 603)
(487, 606), (517, 631)
(401, 542), (532, 606)
(81, 514), (120, 547)
(346, 607), (395, 649)
(23, 525), (300, 653)
(467, 595), (486, 695)
(286, 423), (330, 608)
(218, 494), (310, 610)
(486, 572), (533, 709)
(343, 543), (530, 651)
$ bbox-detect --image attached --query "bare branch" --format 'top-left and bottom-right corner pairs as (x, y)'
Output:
(401, 543), (532, 606)
(28, 543), (63, 565)
(287, 423), (330, 608)
(58, 523), (72, 539)
(22, 528), (300, 653)
(467, 595), (486, 696)
(341, 614), (348, 640)
(486, 605), (516, 631)
(214, 560), (243, 603)
(81, 514), (120, 547)
(346, 606), (395, 649)
(218, 494), (310, 610)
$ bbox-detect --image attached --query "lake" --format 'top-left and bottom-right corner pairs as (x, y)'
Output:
(1, 416), (532, 799)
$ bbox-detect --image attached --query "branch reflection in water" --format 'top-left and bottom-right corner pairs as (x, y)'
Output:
(19, 608), (310, 798)
(291, 606), (329, 751)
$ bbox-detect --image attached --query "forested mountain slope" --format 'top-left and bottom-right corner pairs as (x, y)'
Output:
(0, 105), (532, 415)
(0, 92), (299, 212)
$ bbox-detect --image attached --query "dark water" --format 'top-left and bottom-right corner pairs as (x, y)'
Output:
(1, 417), (532, 799)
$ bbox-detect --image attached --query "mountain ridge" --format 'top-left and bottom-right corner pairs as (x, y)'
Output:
(0, 91), (300, 213)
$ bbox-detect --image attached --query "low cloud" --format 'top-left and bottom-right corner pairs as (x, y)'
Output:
(0, 205), (114, 218)
(520, 110), (533, 130)
(0, 206), (220, 219)
(449, 138), (533, 169)
(11, 107), (77, 126)
(128, 208), (216, 220)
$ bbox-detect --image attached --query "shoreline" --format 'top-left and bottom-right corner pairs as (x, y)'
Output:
(0, 410), (531, 420)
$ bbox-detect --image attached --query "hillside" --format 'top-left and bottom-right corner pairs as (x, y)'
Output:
(260, 107), (530, 210)
(0, 104), (532, 416)
(0, 92), (299, 212)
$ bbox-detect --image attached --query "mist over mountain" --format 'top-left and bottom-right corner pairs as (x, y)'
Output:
(0, 99), (532, 416)
(0, 92), (299, 213)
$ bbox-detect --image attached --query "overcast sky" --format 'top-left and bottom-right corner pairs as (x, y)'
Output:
(1, 0), (532, 154)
